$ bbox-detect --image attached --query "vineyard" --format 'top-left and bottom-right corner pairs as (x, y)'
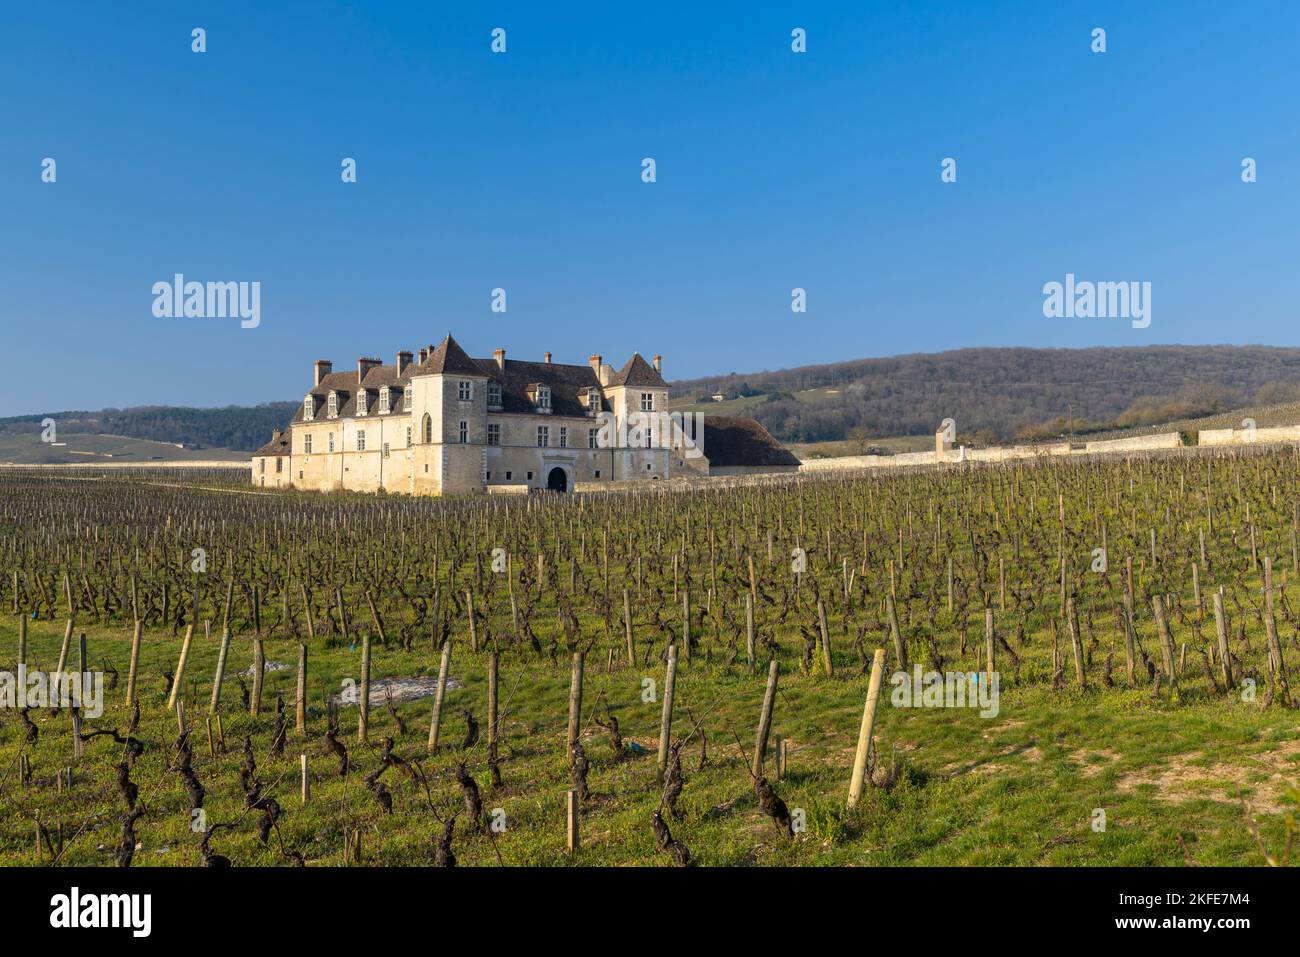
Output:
(1, 451), (1298, 868)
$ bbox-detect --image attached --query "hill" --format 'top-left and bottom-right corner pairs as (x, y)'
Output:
(670, 344), (1300, 444)
(0, 403), (298, 453)
(0, 432), (250, 465)
(10, 345), (1300, 454)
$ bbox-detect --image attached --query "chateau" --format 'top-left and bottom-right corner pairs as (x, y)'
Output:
(251, 334), (675, 495)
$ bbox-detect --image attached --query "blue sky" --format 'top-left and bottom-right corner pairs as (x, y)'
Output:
(2, 1), (1297, 416)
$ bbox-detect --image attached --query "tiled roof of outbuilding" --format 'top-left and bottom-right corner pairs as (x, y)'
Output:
(699, 415), (800, 468)
(251, 432), (291, 458)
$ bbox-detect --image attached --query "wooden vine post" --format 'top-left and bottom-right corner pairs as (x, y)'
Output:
(657, 644), (677, 781)
(752, 659), (780, 778)
(427, 640), (452, 753)
(357, 633), (372, 743)
(567, 652), (584, 758)
(847, 648), (887, 808)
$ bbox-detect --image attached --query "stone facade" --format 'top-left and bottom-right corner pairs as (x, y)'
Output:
(251, 335), (671, 495)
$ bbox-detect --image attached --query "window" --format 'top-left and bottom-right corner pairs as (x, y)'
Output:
(328, 392), (338, 418)
(459, 420), (468, 444)
(486, 471), (491, 480)
(458, 380), (472, 401)
(487, 423), (500, 446)
(383, 443), (390, 458)
(559, 426), (567, 448)
(641, 392), (654, 412)
(379, 387), (390, 413)
(357, 430), (366, 452)
(505, 471), (512, 480)
(304, 396), (314, 421)
(537, 425), (549, 447)
(588, 428), (598, 449)
(587, 391), (600, 412)
(594, 469), (601, 478)
(275, 457), (282, 473)
(328, 432), (335, 453)
(403, 387), (411, 410)
(537, 386), (551, 410)
(405, 427), (412, 448)
(527, 471), (533, 480)
(422, 414), (432, 444)
(258, 459), (265, 474)
(488, 382), (502, 407)
(357, 391), (368, 416)
(304, 434), (313, 454)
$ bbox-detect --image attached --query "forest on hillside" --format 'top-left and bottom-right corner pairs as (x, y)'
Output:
(7, 346), (1300, 451)
(0, 403), (299, 452)
(671, 345), (1300, 443)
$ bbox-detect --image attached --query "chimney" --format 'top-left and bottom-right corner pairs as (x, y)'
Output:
(589, 354), (602, 374)
(357, 357), (381, 384)
(397, 350), (412, 373)
(313, 360), (332, 386)
(493, 348), (506, 372)
(272, 429), (281, 442)
(418, 347), (427, 364)
(543, 351), (552, 364)
(653, 354), (662, 373)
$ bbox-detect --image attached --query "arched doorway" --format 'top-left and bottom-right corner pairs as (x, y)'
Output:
(546, 467), (568, 492)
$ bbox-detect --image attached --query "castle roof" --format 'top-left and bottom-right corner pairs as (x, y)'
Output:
(277, 334), (668, 431)
(609, 352), (666, 387)
(417, 334), (484, 377)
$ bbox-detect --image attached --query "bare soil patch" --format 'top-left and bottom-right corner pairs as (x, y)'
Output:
(1115, 741), (1300, 814)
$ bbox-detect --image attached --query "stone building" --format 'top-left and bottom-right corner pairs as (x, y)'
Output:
(251, 334), (673, 495)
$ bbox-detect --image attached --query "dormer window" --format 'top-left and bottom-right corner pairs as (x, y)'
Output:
(530, 384), (551, 411)
(357, 390), (368, 416)
(304, 395), (314, 421)
(487, 382), (502, 408)
(458, 380), (473, 401)
(587, 390), (601, 413)
(379, 387), (390, 413)
(327, 392), (338, 418)
(403, 387), (411, 410)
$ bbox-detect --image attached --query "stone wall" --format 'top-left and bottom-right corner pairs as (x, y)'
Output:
(798, 433), (1184, 473)
(1199, 425), (1300, 447)
(1084, 432), (1183, 452)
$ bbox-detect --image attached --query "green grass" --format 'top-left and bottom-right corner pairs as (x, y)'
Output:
(3, 614), (1295, 867)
